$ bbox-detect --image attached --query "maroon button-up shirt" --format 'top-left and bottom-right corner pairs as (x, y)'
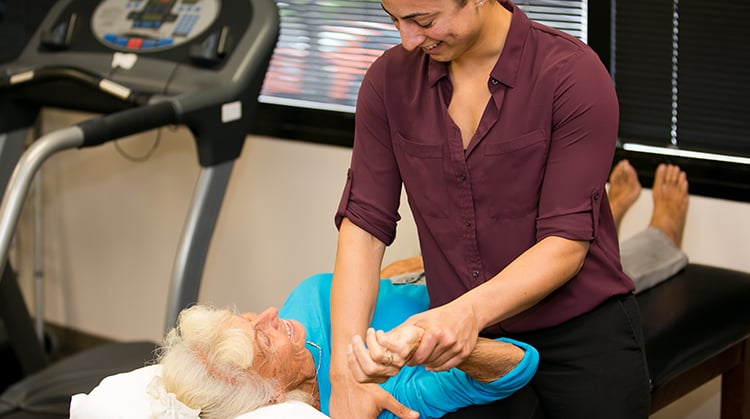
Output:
(336, 1), (633, 334)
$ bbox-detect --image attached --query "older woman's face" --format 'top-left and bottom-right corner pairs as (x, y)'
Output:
(233, 307), (316, 392)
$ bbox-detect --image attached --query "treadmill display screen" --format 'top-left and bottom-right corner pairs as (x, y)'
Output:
(92, 0), (220, 52)
(139, 0), (177, 24)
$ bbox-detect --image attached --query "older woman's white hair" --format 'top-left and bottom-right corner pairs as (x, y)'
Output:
(156, 305), (312, 418)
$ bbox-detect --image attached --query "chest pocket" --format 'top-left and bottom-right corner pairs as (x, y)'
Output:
(480, 129), (549, 218)
(396, 133), (450, 219)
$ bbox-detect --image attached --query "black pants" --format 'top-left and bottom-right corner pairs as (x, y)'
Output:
(441, 384), (545, 419)
(504, 293), (651, 419)
(443, 294), (650, 419)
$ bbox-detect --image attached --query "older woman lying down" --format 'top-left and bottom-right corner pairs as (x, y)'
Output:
(72, 273), (537, 419)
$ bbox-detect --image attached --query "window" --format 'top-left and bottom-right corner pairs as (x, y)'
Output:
(248, 0), (749, 202)
(609, 0), (750, 201)
(258, 0), (589, 113)
(259, 1), (399, 113)
(614, 0), (750, 162)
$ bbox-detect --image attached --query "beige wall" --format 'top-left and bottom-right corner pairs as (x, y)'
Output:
(11, 108), (750, 418)
(13, 108), (420, 342)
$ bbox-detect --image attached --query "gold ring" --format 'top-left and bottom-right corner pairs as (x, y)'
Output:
(385, 350), (393, 366)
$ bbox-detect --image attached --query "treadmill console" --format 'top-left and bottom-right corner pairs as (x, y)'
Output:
(2, 0), (278, 156)
(91, 0), (220, 52)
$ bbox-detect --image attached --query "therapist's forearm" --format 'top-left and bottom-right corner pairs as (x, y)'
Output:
(330, 218), (386, 378)
(457, 235), (589, 330)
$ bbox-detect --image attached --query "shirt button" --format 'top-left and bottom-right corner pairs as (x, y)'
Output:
(490, 78), (499, 85)
(593, 191), (600, 200)
(458, 173), (466, 181)
(472, 270), (480, 278)
(465, 219), (472, 227)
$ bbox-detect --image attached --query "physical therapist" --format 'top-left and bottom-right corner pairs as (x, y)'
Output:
(329, 0), (650, 418)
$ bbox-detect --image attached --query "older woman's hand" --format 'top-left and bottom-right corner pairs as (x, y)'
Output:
(403, 299), (481, 372)
(347, 325), (424, 383)
(379, 325), (424, 363)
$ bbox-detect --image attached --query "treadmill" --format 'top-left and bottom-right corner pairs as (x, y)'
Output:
(0, 0), (278, 416)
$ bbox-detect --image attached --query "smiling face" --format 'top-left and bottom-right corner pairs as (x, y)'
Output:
(159, 305), (320, 416)
(230, 307), (317, 393)
(381, 0), (485, 62)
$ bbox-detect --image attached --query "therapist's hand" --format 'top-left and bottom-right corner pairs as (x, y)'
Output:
(328, 374), (419, 419)
(404, 299), (481, 371)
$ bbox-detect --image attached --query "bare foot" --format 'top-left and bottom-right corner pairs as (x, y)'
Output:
(380, 256), (424, 278)
(650, 163), (689, 247)
(608, 160), (642, 229)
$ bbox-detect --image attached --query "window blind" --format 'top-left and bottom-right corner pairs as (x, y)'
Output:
(259, 0), (589, 113)
(614, 0), (750, 160)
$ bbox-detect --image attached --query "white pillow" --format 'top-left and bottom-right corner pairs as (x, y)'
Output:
(238, 401), (330, 419)
(70, 365), (329, 419)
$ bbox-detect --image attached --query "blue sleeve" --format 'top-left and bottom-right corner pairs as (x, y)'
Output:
(379, 338), (539, 419)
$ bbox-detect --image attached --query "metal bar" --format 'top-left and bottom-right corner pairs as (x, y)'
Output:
(0, 126), (84, 275)
(164, 161), (234, 332)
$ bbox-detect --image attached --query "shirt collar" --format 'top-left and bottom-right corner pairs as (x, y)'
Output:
(426, 0), (531, 88)
(427, 54), (447, 87)
(491, 0), (529, 88)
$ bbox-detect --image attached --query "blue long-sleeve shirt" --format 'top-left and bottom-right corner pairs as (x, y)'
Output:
(278, 273), (539, 418)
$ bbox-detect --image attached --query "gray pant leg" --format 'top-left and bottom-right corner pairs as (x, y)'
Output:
(620, 227), (688, 293)
(389, 271), (426, 285)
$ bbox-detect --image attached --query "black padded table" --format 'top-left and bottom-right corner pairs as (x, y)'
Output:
(641, 264), (750, 417)
(444, 263), (750, 419)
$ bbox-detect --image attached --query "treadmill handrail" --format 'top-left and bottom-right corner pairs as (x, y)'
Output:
(0, 126), (84, 275)
(1, 65), (152, 106)
(77, 100), (177, 147)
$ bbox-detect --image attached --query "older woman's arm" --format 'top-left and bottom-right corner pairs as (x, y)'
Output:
(351, 336), (538, 419)
(455, 338), (525, 382)
(349, 326), (527, 384)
